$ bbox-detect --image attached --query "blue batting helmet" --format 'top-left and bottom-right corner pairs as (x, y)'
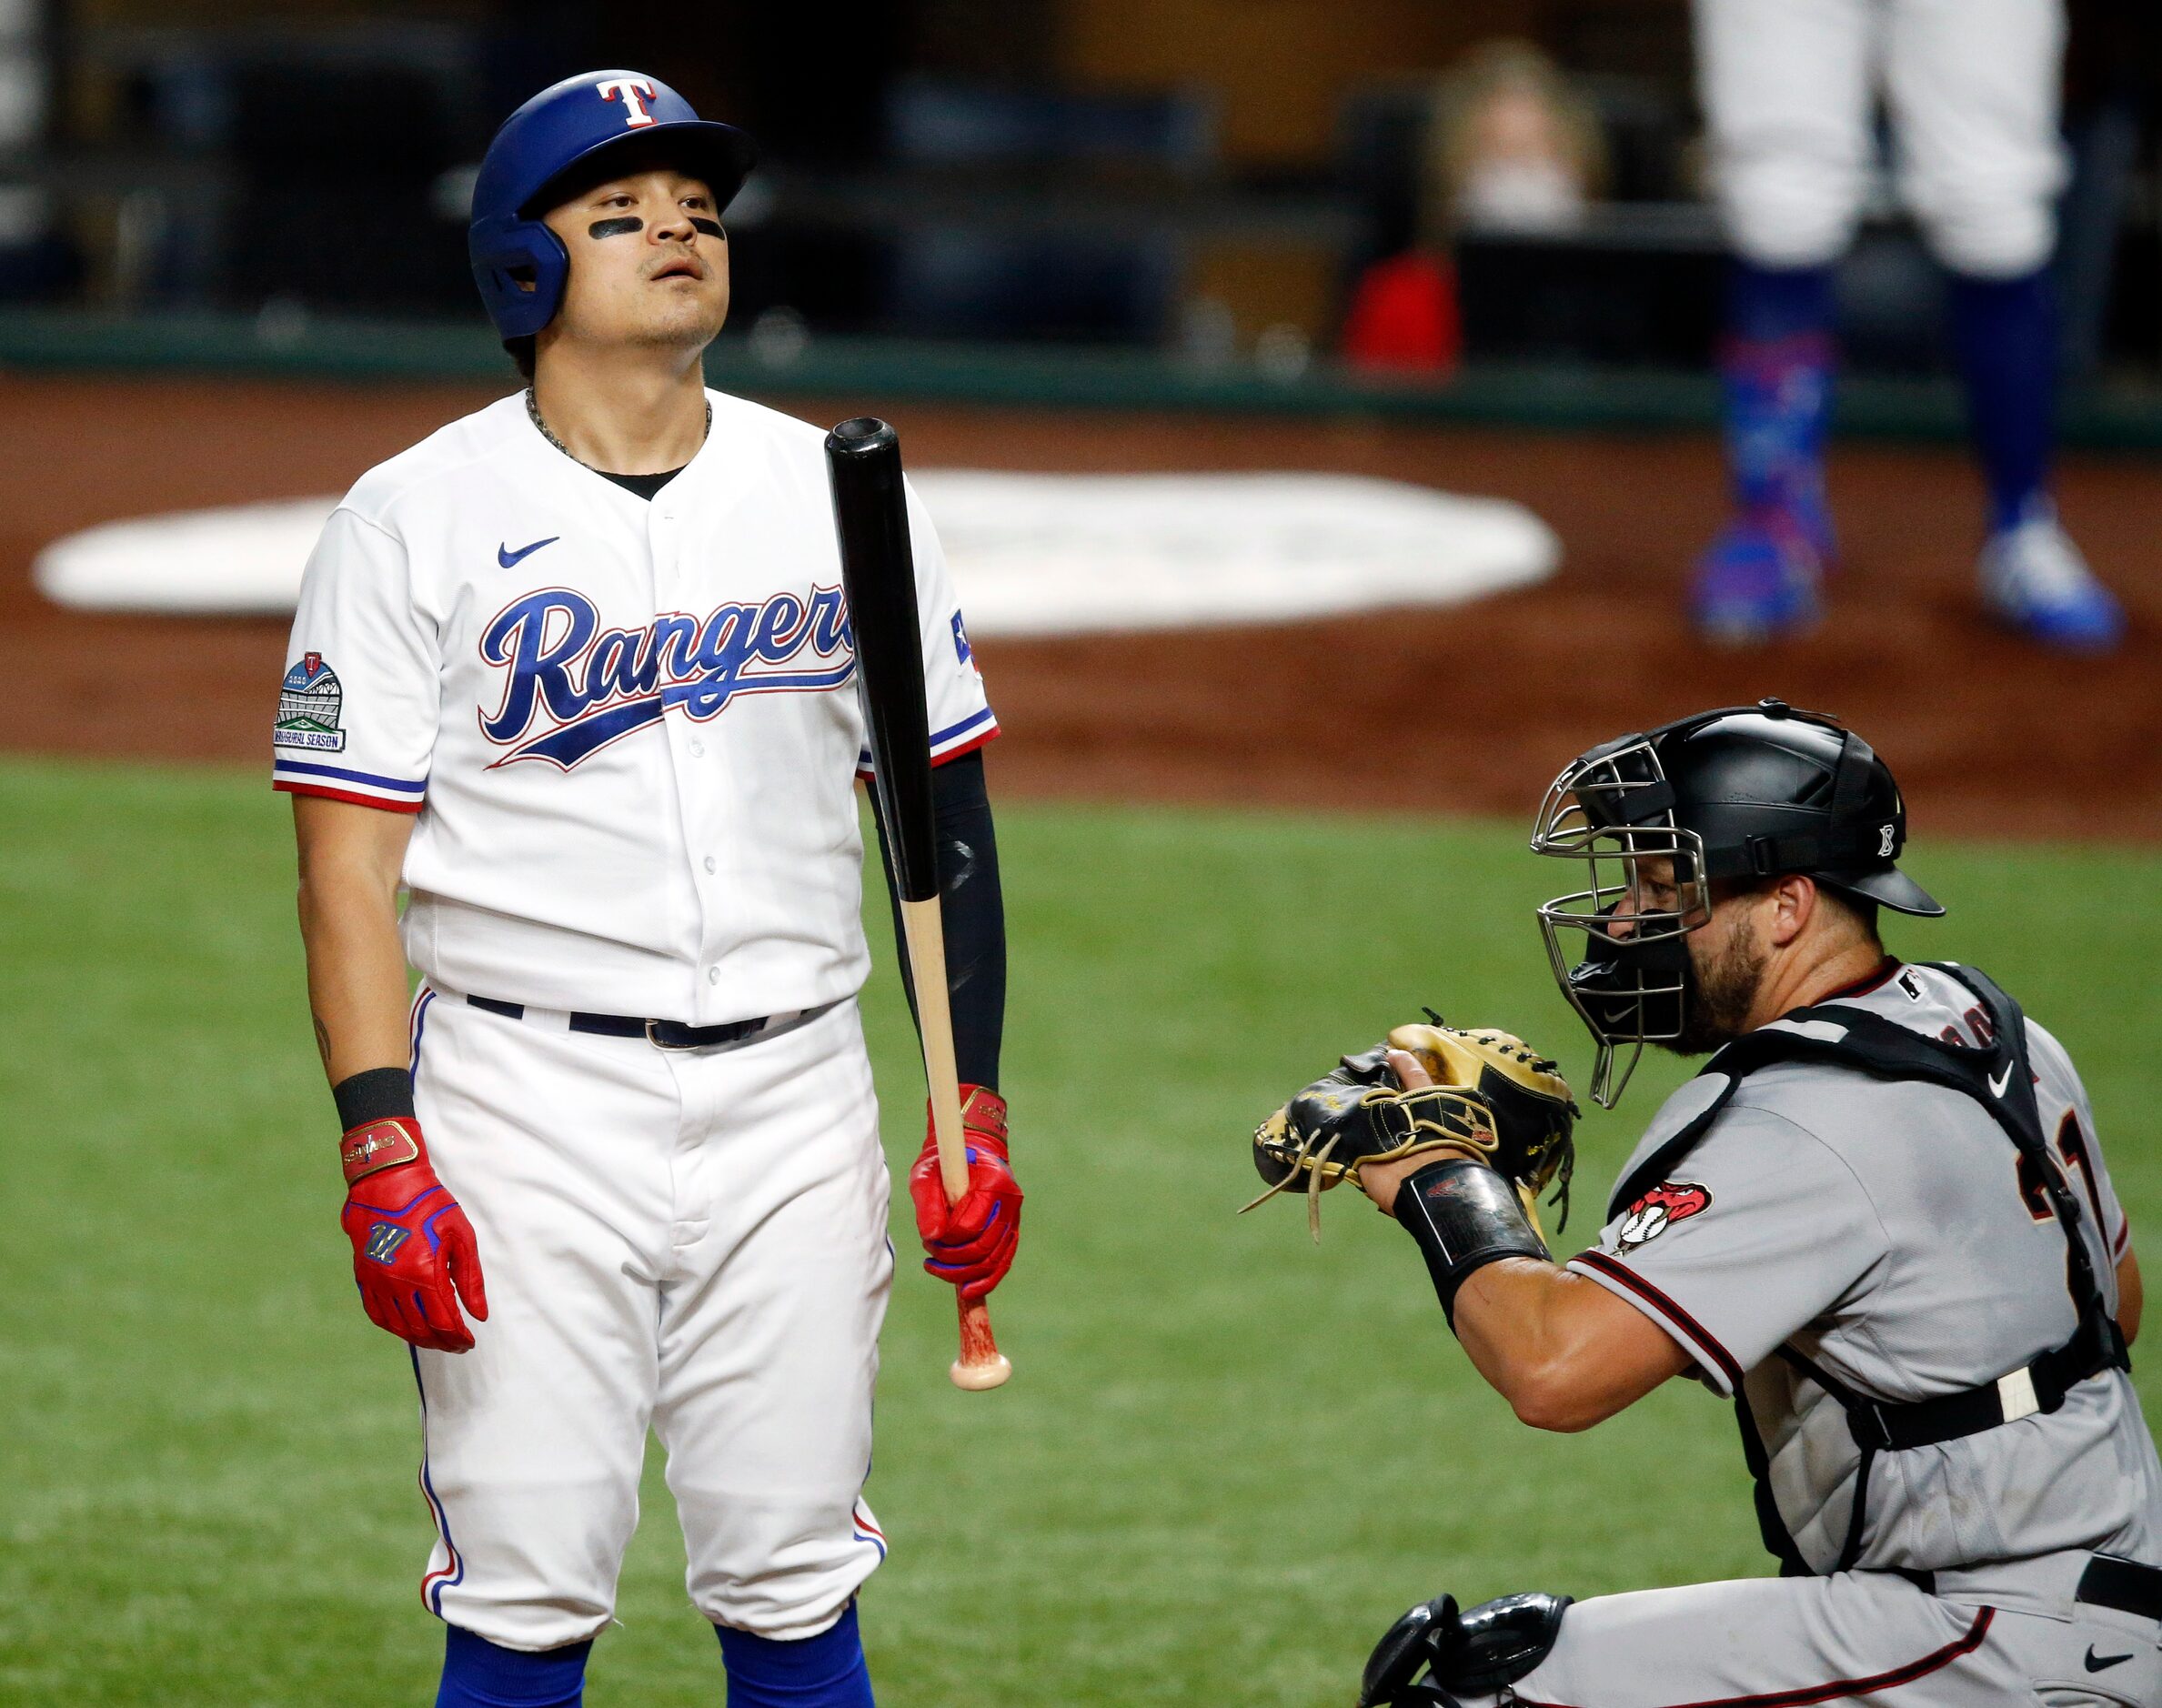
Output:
(468, 70), (758, 339)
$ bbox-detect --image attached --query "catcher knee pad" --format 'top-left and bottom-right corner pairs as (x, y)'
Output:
(1358, 1591), (1572, 1708)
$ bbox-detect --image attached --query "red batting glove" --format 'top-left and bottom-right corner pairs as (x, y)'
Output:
(909, 1086), (1022, 1303)
(338, 1117), (488, 1354)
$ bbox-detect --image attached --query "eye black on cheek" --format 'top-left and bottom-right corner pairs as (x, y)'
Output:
(689, 217), (725, 240)
(588, 216), (644, 239)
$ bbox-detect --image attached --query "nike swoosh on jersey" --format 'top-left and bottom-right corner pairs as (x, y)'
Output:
(498, 536), (560, 568)
(2085, 1647), (2135, 1672)
(1988, 1061), (2014, 1097)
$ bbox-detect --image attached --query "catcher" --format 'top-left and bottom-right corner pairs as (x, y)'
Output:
(1249, 701), (2161, 1708)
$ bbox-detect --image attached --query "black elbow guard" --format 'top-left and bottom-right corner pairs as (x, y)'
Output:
(1393, 1158), (1550, 1330)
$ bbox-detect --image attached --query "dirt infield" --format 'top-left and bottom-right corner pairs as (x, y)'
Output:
(9, 372), (2159, 840)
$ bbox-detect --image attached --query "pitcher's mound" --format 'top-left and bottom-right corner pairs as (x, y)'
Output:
(33, 470), (1558, 634)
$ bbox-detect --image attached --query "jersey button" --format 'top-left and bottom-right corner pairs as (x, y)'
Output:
(689, 738), (706, 758)
(703, 856), (717, 874)
(707, 967), (720, 985)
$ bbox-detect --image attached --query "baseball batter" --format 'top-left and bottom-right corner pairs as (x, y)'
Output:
(277, 72), (1021, 1708)
(1689, 0), (2123, 648)
(1253, 702), (2161, 1705)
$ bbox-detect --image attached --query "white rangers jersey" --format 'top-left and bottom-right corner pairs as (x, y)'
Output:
(1569, 959), (2162, 1582)
(273, 389), (996, 1025)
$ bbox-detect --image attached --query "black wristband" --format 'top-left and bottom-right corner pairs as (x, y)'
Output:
(1393, 1157), (1551, 1331)
(333, 1066), (417, 1131)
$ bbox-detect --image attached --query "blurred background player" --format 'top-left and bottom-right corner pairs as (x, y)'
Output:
(1691, 0), (2125, 649)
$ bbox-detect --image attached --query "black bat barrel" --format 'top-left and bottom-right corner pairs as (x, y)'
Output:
(826, 417), (940, 904)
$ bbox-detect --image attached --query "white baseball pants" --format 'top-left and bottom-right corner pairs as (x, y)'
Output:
(1694, 0), (2069, 277)
(407, 990), (894, 1653)
(1459, 1569), (2161, 1705)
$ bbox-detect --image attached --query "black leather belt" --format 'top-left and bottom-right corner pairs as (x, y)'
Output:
(466, 993), (822, 1050)
(2078, 1554), (2162, 1621)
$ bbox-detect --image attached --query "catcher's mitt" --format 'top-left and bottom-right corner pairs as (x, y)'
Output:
(1243, 1018), (1578, 1242)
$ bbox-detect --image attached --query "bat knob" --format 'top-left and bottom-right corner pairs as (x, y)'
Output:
(950, 1295), (1011, 1391)
(949, 1351), (1013, 1391)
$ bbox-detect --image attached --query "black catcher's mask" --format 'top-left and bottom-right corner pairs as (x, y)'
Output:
(1530, 698), (1944, 1107)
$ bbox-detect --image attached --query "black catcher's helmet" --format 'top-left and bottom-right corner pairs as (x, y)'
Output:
(1531, 699), (1942, 1105)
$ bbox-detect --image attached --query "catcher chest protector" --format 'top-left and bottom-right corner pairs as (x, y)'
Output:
(468, 70), (758, 339)
(1608, 962), (2129, 1576)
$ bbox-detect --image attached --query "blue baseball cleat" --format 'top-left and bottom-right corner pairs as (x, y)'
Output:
(1689, 516), (1822, 646)
(1978, 510), (2125, 651)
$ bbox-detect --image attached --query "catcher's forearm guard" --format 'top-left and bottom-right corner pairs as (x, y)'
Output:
(1394, 1158), (1550, 1330)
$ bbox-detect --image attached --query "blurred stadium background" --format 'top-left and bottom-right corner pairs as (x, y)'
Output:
(3, 0), (2159, 819)
(4, 2), (2161, 1703)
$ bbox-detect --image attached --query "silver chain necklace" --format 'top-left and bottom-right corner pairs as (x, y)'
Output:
(525, 387), (710, 471)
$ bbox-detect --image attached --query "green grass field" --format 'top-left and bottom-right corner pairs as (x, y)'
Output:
(4, 756), (2159, 1706)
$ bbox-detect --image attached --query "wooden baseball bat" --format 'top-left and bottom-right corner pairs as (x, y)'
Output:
(825, 416), (1011, 1392)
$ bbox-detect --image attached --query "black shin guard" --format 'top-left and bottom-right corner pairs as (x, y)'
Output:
(1360, 1591), (1572, 1706)
(1361, 1594), (1459, 1706)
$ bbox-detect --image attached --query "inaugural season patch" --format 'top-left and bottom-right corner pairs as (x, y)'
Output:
(1615, 1181), (1712, 1251)
(275, 652), (347, 751)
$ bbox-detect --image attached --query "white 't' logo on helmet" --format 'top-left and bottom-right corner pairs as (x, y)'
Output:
(597, 78), (659, 127)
